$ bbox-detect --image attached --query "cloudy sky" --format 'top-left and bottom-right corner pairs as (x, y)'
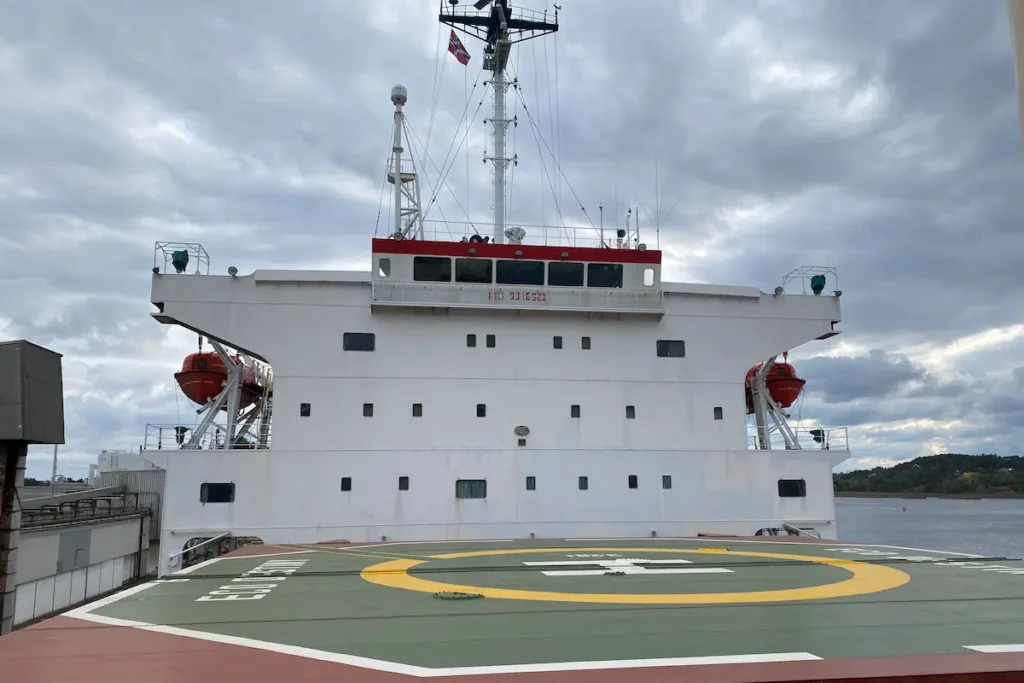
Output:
(3, 0), (1023, 479)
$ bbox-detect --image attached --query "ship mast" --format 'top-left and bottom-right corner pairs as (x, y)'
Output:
(440, 0), (558, 244)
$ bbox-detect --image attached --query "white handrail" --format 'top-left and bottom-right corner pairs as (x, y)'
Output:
(167, 531), (231, 563)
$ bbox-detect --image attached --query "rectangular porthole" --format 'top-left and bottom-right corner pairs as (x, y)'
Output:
(456, 479), (487, 499)
(656, 340), (685, 357)
(571, 404), (580, 418)
(778, 479), (807, 498)
(343, 332), (375, 351)
(412, 403), (423, 417)
(526, 476), (536, 491)
(714, 406), (723, 420)
(476, 404), (486, 417)
(662, 475), (672, 489)
(553, 335), (563, 349)
(628, 474), (638, 489)
(341, 477), (352, 492)
(578, 476), (588, 490)
(363, 403), (373, 417)
(626, 405), (635, 419)
(581, 336), (591, 350)
(467, 333), (477, 347)
(200, 483), (234, 504)
(486, 334), (496, 348)
(398, 476), (409, 491)
(300, 402), (311, 417)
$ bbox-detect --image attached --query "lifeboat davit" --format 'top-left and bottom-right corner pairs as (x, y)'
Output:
(175, 352), (263, 409)
(744, 361), (806, 414)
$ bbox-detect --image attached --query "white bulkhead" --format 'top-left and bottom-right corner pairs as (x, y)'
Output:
(149, 239), (847, 575)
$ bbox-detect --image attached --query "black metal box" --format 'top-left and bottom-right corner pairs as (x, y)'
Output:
(0, 340), (65, 444)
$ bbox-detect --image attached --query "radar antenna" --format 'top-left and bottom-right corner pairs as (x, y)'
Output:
(440, 0), (558, 244)
(388, 84), (424, 240)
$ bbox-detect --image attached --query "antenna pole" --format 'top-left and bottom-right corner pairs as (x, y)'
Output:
(388, 85), (423, 240)
(440, 0), (558, 244)
(392, 100), (404, 238)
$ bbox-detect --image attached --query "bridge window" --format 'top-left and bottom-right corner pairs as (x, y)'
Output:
(413, 256), (452, 282)
(628, 475), (638, 489)
(526, 476), (536, 491)
(363, 403), (374, 417)
(456, 479), (487, 499)
(548, 261), (584, 287)
(300, 403), (311, 417)
(553, 335), (563, 349)
(662, 475), (672, 489)
(496, 260), (544, 285)
(456, 258), (493, 284)
(778, 479), (807, 498)
(714, 406), (723, 420)
(341, 477), (352, 492)
(587, 263), (623, 288)
(578, 476), (589, 490)
(626, 405), (635, 419)
(378, 258), (391, 278)
(200, 482), (234, 504)
(656, 340), (685, 357)
(343, 332), (375, 351)
(398, 476), (409, 491)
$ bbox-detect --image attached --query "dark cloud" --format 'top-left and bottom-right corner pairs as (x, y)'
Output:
(3, 0), (1024, 476)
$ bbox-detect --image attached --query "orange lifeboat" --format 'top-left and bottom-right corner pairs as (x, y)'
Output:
(744, 361), (805, 414)
(175, 352), (263, 409)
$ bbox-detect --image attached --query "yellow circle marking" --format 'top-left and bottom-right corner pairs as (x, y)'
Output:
(359, 546), (910, 604)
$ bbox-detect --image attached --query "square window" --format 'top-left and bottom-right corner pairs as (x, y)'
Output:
(300, 402), (311, 417)
(467, 333), (477, 347)
(714, 406), (723, 420)
(476, 404), (487, 417)
(341, 477), (352, 492)
(398, 476), (409, 491)
(412, 403), (423, 417)
(526, 476), (536, 491)
(662, 475), (672, 489)
(626, 405), (635, 419)
(582, 336), (591, 350)
(628, 474), (638, 489)
(571, 404), (580, 418)
(363, 403), (373, 417)
(578, 476), (589, 490)
(518, 438), (527, 447)
(486, 334), (496, 348)
(553, 336), (563, 349)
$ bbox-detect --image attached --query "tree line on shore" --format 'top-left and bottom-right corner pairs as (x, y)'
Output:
(833, 453), (1024, 495)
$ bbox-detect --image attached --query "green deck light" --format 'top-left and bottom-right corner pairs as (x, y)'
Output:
(171, 250), (190, 274)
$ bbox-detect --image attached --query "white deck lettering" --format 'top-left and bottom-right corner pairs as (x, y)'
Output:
(196, 559), (309, 602)
(523, 558), (734, 577)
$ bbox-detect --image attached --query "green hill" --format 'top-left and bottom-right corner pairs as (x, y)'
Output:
(833, 453), (1024, 496)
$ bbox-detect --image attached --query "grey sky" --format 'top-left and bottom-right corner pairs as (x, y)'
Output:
(2, 0), (1022, 477)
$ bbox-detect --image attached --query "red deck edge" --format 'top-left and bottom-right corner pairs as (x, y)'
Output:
(371, 237), (662, 264)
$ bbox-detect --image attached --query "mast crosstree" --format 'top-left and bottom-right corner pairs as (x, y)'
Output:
(439, 0), (558, 244)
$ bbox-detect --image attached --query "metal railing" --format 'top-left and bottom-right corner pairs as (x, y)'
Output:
(22, 490), (151, 530)
(372, 280), (664, 313)
(142, 423), (272, 451)
(416, 220), (651, 251)
(747, 426), (849, 451)
(153, 242), (210, 275)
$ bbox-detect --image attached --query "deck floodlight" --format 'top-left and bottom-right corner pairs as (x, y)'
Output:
(810, 274), (826, 295)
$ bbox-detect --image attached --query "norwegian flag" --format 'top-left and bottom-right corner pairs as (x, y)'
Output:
(448, 29), (471, 66)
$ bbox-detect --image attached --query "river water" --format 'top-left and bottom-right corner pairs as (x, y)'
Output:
(835, 496), (1024, 558)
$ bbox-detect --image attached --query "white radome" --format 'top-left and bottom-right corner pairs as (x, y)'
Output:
(391, 84), (408, 106)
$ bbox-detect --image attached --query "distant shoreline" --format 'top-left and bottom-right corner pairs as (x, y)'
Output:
(835, 491), (1024, 500)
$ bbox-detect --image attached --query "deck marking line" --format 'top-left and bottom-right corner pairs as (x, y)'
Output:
(965, 644), (1024, 653)
(361, 547), (911, 604)
(64, 582), (158, 618)
(63, 606), (823, 676)
(172, 557), (224, 575)
(294, 544), (434, 562)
